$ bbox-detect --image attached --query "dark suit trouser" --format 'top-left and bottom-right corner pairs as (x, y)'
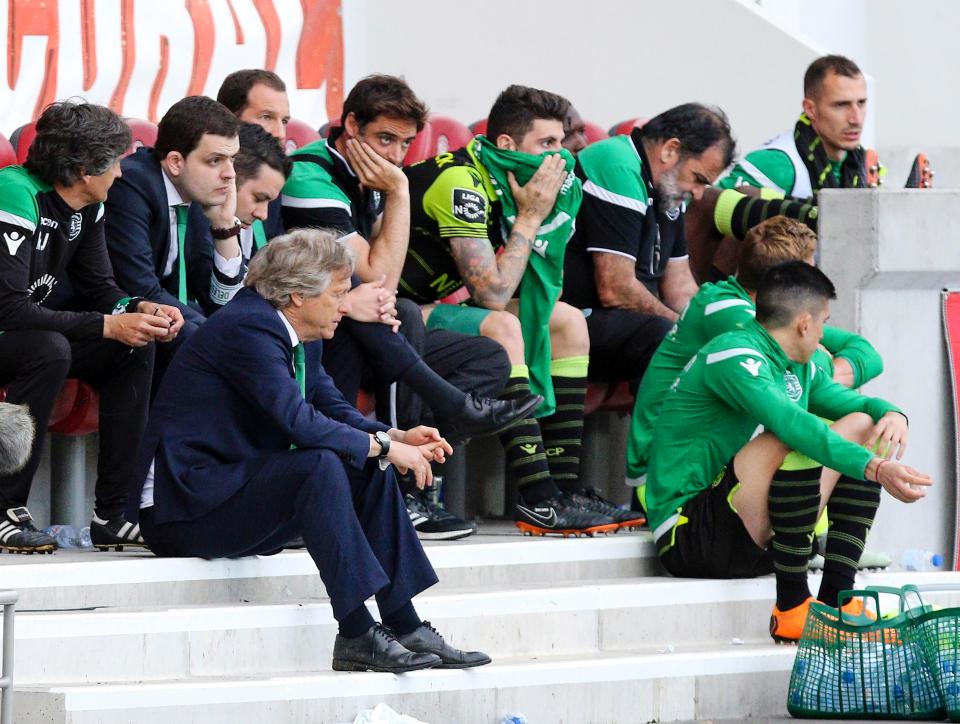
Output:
(139, 449), (439, 621)
(0, 330), (155, 515)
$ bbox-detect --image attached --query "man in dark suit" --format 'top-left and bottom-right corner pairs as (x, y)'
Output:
(131, 228), (490, 673)
(104, 96), (242, 379)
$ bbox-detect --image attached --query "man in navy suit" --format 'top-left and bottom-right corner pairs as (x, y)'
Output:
(104, 96), (242, 380)
(132, 228), (491, 673)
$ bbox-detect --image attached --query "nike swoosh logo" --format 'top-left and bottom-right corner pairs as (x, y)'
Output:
(517, 505), (558, 527)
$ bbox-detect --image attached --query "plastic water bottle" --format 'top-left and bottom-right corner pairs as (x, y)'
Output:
(76, 526), (92, 548)
(498, 715), (528, 724)
(901, 549), (944, 571)
(42, 524), (79, 549)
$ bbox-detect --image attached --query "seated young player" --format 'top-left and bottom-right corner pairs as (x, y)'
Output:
(645, 262), (931, 642)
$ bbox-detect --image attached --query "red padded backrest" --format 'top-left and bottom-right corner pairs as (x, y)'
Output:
(10, 122), (36, 164)
(403, 116), (473, 166)
(469, 118), (488, 136)
(316, 118), (341, 139)
(609, 118), (649, 136)
(123, 118), (158, 157)
(284, 118), (322, 154)
(583, 121), (609, 145)
(0, 134), (16, 168)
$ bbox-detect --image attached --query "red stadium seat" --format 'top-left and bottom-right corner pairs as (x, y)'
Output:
(10, 122), (36, 164)
(609, 118), (649, 136)
(123, 118), (157, 156)
(583, 381), (634, 416)
(0, 379), (99, 435)
(284, 118), (321, 154)
(316, 118), (341, 139)
(469, 119), (488, 136)
(438, 287), (470, 305)
(583, 121), (609, 145)
(0, 134), (16, 168)
(403, 115), (473, 165)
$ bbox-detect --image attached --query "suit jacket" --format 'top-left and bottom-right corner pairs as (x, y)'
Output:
(186, 197), (285, 316)
(105, 147), (206, 324)
(128, 286), (389, 524)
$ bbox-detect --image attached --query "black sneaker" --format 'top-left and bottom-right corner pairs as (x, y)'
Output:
(0, 507), (56, 553)
(567, 488), (647, 531)
(440, 392), (543, 446)
(514, 493), (618, 537)
(90, 513), (148, 551)
(405, 492), (476, 541)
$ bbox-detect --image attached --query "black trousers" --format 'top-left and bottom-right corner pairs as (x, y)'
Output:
(140, 450), (438, 621)
(0, 330), (155, 516)
(324, 299), (510, 429)
(583, 308), (673, 393)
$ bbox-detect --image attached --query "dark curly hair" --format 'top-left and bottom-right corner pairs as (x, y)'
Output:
(340, 74), (429, 132)
(24, 100), (131, 186)
(486, 85), (570, 145)
(235, 123), (291, 185)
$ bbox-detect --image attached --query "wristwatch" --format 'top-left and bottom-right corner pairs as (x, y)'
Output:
(210, 217), (242, 240)
(375, 431), (391, 471)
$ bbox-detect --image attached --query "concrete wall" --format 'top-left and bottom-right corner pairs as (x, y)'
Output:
(820, 189), (960, 565)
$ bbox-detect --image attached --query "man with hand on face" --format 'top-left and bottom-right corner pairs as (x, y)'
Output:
(646, 262), (930, 643)
(282, 75), (534, 540)
(0, 101), (184, 552)
(104, 95), (241, 380)
(399, 85), (631, 537)
(130, 229), (491, 673)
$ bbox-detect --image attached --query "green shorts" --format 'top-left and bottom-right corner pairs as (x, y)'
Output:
(425, 304), (491, 336)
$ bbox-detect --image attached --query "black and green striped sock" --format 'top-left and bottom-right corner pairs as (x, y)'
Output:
(499, 365), (560, 504)
(769, 465), (822, 610)
(540, 356), (589, 494)
(714, 189), (819, 241)
(817, 474), (881, 607)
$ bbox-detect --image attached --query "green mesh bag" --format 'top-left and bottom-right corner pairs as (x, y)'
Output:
(909, 586), (960, 721)
(788, 586), (943, 719)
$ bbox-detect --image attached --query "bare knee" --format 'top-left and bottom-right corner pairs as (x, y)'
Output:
(479, 311), (524, 360)
(549, 302), (590, 357)
(830, 412), (874, 444)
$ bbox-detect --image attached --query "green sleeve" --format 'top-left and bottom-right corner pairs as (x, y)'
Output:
(821, 325), (884, 387)
(422, 165), (492, 239)
(716, 149), (797, 196)
(806, 360), (901, 423)
(704, 350), (873, 479)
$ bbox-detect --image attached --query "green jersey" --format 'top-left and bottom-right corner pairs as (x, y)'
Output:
(626, 277), (884, 482)
(645, 318), (900, 538)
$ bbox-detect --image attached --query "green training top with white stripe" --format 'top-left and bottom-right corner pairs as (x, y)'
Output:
(644, 317), (900, 537)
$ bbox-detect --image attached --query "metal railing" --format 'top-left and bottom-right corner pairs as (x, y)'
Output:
(0, 590), (16, 724)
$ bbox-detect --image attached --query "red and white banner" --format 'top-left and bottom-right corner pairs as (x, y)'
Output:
(942, 291), (960, 570)
(0, 0), (343, 134)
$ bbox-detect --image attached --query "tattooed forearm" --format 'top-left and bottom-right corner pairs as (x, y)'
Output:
(450, 231), (532, 310)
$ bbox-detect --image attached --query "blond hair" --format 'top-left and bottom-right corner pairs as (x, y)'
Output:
(738, 216), (818, 291)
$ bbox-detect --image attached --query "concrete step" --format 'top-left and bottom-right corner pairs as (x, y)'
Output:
(16, 646), (797, 724)
(5, 525), (657, 610)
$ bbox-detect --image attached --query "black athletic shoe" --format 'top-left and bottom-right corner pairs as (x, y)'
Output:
(396, 621), (491, 669)
(90, 513), (148, 551)
(567, 488), (647, 531)
(514, 493), (618, 537)
(405, 492), (475, 541)
(441, 392), (543, 446)
(332, 623), (441, 673)
(0, 507), (56, 553)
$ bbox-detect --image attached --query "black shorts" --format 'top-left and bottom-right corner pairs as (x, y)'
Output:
(656, 460), (773, 579)
(584, 308), (673, 391)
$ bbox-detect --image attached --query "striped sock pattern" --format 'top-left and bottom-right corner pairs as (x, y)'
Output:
(817, 474), (881, 607)
(498, 370), (559, 504)
(540, 369), (588, 494)
(769, 466), (822, 610)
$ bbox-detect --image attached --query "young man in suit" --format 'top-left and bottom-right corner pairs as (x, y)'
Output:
(0, 101), (184, 551)
(132, 228), (491, 673)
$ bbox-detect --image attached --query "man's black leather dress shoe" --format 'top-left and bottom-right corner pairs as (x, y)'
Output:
(397, 621), (492, 669)
(441, 392), (543, 446)
(332, 623), (441, 673)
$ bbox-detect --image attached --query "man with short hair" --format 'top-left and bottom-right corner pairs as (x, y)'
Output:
(400, 84), (626, 536)
(646, 261), (931, 642)
(0, 100), (185, 552)
(281, 75), (534, 539)
(216, 69), (291, 143)
(131, 228), (490, 673)
(104, 95), (242, 380)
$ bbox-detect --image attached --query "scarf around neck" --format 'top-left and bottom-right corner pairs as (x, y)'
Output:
(794, 112), (867, 192)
